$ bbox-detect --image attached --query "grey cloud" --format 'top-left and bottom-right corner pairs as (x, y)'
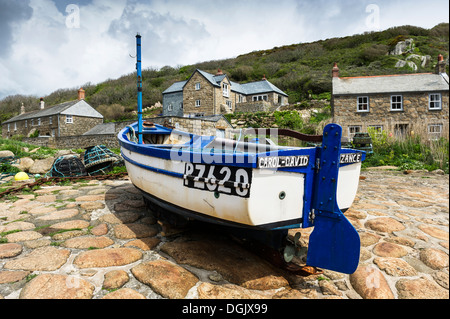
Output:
(0, 0), (33, 56)
(107, 1), (210, 66)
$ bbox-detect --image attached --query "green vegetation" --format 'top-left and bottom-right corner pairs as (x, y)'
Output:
(0, 137), (59, 159)
(363, 128), (449, 173)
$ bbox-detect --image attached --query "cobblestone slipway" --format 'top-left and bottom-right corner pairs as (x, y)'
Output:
(0, 169), (448, 299)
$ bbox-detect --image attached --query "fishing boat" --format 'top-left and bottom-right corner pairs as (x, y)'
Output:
(118, 34), (366, 274)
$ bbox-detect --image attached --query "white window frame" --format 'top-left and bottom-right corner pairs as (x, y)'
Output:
(66, 115), (73, 124)
(167, 103), (173, 112)
(252, 94), (268, 102)
(7, 124), (10, 132)
(14, 122), (17, 131)
(357, 96), (369, 112)
(38, 118), (41, 126)
(429, 93), (442, 110)
(368, 125), (383, 135)
(195, 82), (201, 90)
(222, 83), (229, 97)
(49, 116), (52, 125)
(428, 124), (443, 140)
(25, 120), (27, 128)
(390, 95), (403, 111)
(226, 100), (232, 110)
(348, 125), (362, 139)
(195, 100), (201, 107)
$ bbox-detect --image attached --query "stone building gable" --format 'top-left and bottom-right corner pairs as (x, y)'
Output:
(183, 71), (214, 114)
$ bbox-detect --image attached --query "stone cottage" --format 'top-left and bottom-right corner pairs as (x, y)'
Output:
(2, 88), (104, 139)
(162, 69), (288, 117)
(331, 54), (449, 140)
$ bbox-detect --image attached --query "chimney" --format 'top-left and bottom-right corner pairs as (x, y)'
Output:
(435, 54), (446, 74)
(216, 69), (223, 76)
(78, 88), (85, 100)
(332, 62), (339, 78)
(21, 103), (25, 114)
(40, 97), (45, 109)
(262, 74), (267, 80)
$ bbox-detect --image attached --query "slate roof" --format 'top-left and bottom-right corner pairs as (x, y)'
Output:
(162, 69), (288, 97)
(2, 99), (103, 125)
(82, 122), (116, 135)
(332, 72), (449, 95)
(162, 80), (187, 94)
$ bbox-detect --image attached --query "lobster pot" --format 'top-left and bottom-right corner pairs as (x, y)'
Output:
(84, 145), (121, 175)
(49, 155), (87, 177)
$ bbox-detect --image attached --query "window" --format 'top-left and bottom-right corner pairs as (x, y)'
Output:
(428, 124), (443, 140)
(391, 95), (403, 111)
(252, 95), (268, 102)
(429, 93), (442, 110)
(31, 119), (34, 126)
(195, 100), (201, 107)
(168, 103), (173, 112)
(226, 100), (232, 110)
(394, 124), (409, 137)
(357, 96), (369, 112)
(25, 120), (27, 128)
(49, 116), (52, 125)
(222, 83), (229, 97)
(38, 118), (41, 126)
(14, 123), (17, 131)
(348, 126), (362, 139)
(238, 94), (244, 103)
(195, 82), (201, 90)
(7, 124), (10, 132)
(66, 115), (73, 123)
(368, 125), (383, 136)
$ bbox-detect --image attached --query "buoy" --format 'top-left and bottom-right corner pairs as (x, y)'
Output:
(14, 172), (29, 181)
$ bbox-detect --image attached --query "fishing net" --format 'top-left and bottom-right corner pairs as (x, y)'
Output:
(48, 155), (87, 178)
(83, 145), (122, 175)
(0, 156), (20, 181)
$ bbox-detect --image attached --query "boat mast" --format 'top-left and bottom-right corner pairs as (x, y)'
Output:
(136, 33), (143, 144)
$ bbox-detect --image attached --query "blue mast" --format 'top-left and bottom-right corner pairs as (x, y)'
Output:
(136, 33), (143, 144)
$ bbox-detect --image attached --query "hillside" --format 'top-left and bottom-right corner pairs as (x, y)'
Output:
(1, 23), (448, 123)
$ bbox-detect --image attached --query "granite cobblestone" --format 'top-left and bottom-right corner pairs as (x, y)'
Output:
(0, 169), (448, 299)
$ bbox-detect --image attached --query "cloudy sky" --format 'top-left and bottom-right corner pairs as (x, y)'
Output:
(0, 0), (448, 100)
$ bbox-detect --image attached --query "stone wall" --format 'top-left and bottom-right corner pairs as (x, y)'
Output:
(23, 134), (120, 150)
(333, 91), (449, 138)
(235, 100), (276, 113)
(58, 116), (103, 137)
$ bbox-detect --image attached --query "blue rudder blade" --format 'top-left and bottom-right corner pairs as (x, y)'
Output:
(306, 123), (360, 274)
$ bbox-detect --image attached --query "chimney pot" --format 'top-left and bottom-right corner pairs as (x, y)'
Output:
(216, 69), (223, 76)
(332, 62), (339, 78)
(40, 97), (45, 109)
(262, 74), (266, 80)
(78, 88), (85, 100)
(435, 54), (446, 74)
